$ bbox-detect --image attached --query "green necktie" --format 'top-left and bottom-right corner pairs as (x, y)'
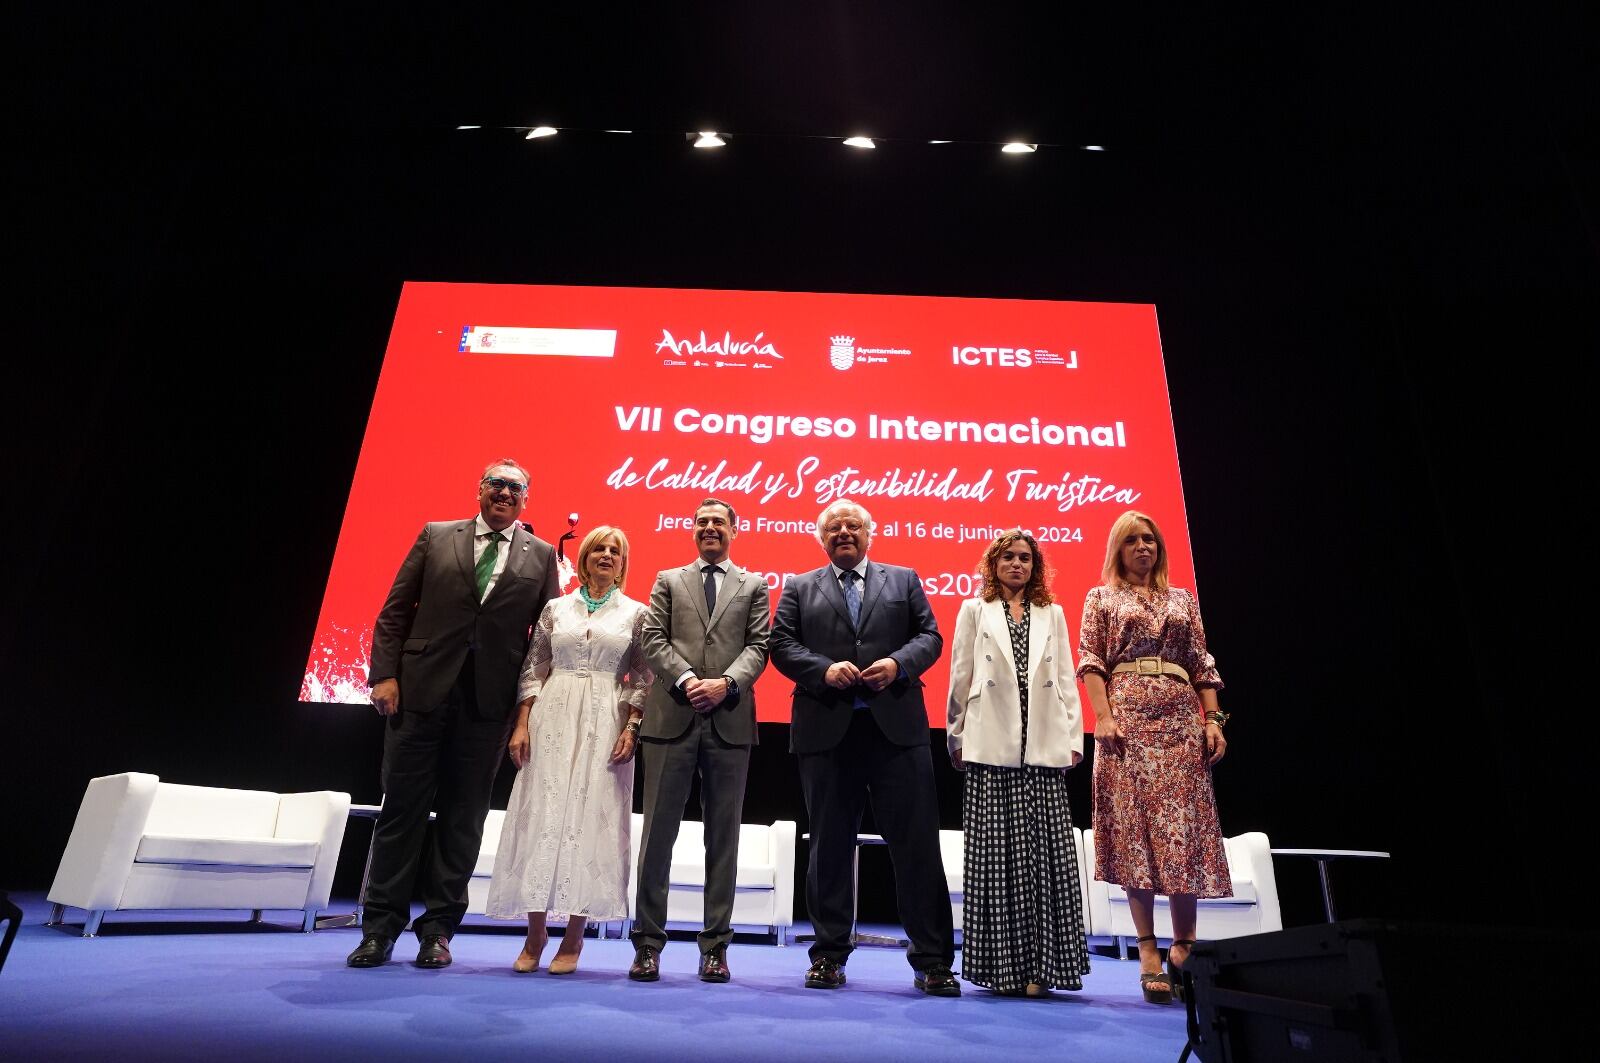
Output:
(475, 531), (506, 600)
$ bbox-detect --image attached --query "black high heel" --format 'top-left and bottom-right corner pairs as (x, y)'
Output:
(1167, 938), (1195, 1002)
(1136, 935), (1172, 1005)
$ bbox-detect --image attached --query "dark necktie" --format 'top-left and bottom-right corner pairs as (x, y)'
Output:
(840, 568), (861, 628)
(703, 564), (718, 616)
(475, 531), (506, 600)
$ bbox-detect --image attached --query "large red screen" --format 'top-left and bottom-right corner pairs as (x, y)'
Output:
(302, 282), (1198, 728)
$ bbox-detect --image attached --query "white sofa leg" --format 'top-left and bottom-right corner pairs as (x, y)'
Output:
(83, 911), (106, 937)
(47, 903), (65, 926)
(775, 925), (788, 947)
(302, 909), (318, 932)
(251, 910), (264, 923)
(1113, 934), (1125, 958)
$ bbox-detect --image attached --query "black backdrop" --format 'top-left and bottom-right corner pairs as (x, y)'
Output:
(6, 10), (1591, 931)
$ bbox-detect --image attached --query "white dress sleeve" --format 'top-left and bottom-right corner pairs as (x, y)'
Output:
(619, 604), (655, 712)
(516, 599), (557, 703)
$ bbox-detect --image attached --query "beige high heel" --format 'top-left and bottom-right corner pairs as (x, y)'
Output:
(512, 931), (547, 973)
(548, 934), (584, 975)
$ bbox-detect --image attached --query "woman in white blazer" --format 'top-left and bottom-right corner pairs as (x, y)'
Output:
(946, 529), (1089, 997)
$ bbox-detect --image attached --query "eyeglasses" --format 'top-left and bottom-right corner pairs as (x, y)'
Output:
(482, 477), (527, 496)
(823, 520), (866, 534)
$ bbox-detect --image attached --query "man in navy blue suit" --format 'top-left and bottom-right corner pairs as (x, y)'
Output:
(770, 499), (958, 996)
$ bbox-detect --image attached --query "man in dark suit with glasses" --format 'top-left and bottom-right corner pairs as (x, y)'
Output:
(347, 459), (560, 970)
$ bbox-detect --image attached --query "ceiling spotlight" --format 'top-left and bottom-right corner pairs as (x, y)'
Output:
(842, 136), (876, 149)
(692, 131), (726, 148)
(603, 130), (633, 134)
(1083, 144), (1106, 152)
(525, 126), (559, 139)
(928, 139), (953, 144)
(1001, 142), (1037, 154)
(455, 125), (481, 131)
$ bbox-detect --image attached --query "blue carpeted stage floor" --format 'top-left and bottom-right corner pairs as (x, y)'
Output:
(0, 893), (1190, 1062)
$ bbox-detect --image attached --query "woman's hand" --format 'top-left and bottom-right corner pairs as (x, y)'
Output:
(508, 725), (532, 768)
(610, 726), (639, 765)
(1204, 722), (1227, 765)
(950, 747), (964, 771)
(1095, 713), (1123, 755)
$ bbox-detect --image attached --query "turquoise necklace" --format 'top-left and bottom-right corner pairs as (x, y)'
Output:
(579, 583), (618, 613)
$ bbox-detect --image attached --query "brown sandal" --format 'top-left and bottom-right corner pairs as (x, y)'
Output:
(1167, 938), (1195, 1002)
(1136, 935), (1173, 1005)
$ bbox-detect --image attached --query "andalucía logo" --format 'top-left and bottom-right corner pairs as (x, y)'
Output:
(654, 329), (784, 360)
(829, 335), (856, 371)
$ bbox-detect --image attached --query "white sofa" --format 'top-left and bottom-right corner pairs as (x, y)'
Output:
(465, 808), (506, 918)
(616, 814), (797, 944)
(940, 827), (1095, 934)
(1081, 829), (1281, 950)
(48, 772), (351, 936)
(467, 812), (797, 945)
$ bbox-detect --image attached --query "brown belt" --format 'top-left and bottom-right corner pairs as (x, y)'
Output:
(1110, 656), (1191, 684)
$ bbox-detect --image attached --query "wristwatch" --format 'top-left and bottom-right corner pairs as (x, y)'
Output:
(722, 676), (740, 702)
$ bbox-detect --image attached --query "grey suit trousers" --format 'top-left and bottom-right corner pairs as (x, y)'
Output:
(632, 714), (751, 953)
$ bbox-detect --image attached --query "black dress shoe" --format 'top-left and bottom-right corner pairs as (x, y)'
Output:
(415, 935), (452, 969)
(628, 946), (660, 982)
(346, 935), (394, 968)
(804, 957), (847, 989)
(698, 948), (731, 983)
(914, 965), (961, 997)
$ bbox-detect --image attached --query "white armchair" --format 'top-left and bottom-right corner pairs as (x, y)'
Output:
(616, 814), (797, 945)
(1081, 829), (1281, 951)
(940, 827), (1095, 936)
(48, 772), (351, 936)
(464, 808), (506, 917)
(938, 830), (964, 930)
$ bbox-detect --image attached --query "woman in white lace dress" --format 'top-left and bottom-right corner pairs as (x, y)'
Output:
(486, 525), (652, 974)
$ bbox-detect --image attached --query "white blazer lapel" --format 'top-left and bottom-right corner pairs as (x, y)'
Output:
(982, 598), (1016, 671)
(1027, 602), (1049, 679)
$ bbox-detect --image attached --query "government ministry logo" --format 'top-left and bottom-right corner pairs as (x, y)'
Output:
(829, 335), (856, 371)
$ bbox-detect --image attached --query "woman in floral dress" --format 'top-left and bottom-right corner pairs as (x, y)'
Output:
(1077, 510), (1231, 1004)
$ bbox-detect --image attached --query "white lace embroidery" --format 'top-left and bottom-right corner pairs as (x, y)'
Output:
(486, 592), (654, 919)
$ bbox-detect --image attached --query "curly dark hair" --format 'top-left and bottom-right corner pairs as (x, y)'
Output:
(977, 529), (1054, 606)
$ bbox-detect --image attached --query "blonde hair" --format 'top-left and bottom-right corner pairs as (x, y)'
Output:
(576, 525), (630, 592)
(1100, 510), (1169, 593)
(977, 529), (1054, 606)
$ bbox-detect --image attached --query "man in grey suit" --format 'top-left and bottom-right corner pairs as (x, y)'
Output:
(771, 499), (958, 996)
(629, 498), (771, 984)
(346, 459), (560, 970)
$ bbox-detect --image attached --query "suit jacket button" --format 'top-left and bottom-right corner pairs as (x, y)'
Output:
(855, 639), (862, 646)
(1045, 656), (1053, 662)
(1044, 680), (1053, 687)
(706, 636), (713, 644)
(986, 679), (995, 687)
(985, 654), (992, 661)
